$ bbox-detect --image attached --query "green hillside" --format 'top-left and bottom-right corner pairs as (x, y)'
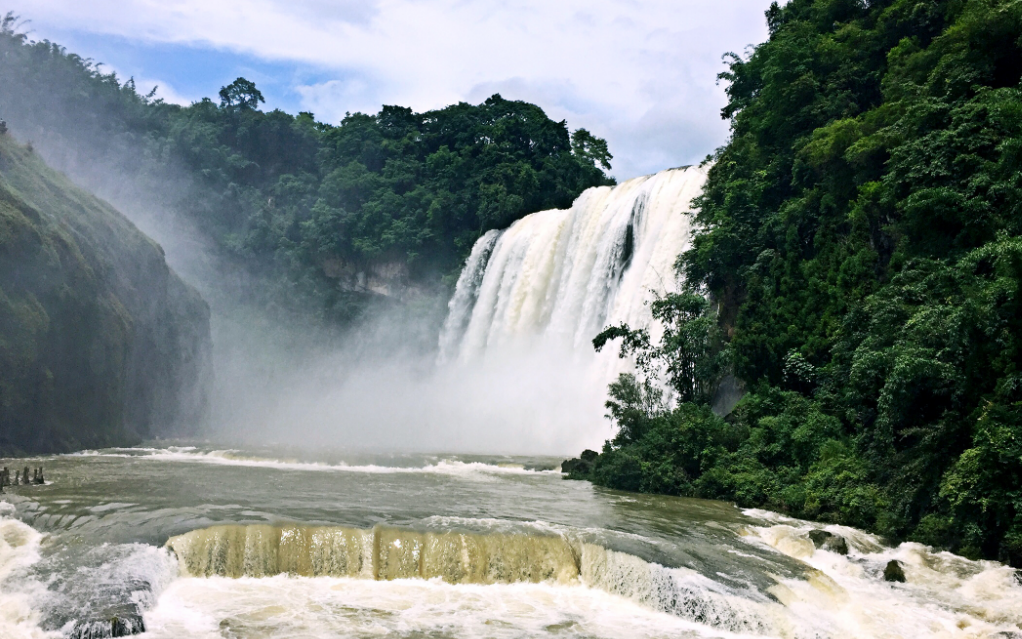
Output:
(571, 0), (1022, 567)
(0, 14), (613, 325)
(0, 132), (210, 453)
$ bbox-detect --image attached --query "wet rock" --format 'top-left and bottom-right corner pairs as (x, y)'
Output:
(807, 530), (831, 547)
(807, 530), (849, 555)
(883, 559), (906, 583)
(110, 614), (145, 637)
(66, 613), (146, 639)
(825, 535), (849, 555)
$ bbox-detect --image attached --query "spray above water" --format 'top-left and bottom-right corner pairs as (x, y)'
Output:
(217, 167), (708, 455)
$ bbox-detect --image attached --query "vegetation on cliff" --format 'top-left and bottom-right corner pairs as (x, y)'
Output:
(0, 133), (210, 454)
(569, 0), (1022, 567)
(0, 13), (613, 323)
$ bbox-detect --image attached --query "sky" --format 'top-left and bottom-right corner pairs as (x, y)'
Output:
(9, 0), (774, 180)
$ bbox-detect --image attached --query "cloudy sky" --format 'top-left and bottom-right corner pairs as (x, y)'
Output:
(11, 0), (774, 179)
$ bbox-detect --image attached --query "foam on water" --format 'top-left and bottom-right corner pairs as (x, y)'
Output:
(742, 511), (1022, 638)
(141, 575), (748, 639)
(69, 448), (559, 478)
(0, 507), (59, 639)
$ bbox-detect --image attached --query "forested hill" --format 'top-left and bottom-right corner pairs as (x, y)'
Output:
(0, 132), (211, 454)
(0, 13), (614, 324)
(569, 0), (1022, 567)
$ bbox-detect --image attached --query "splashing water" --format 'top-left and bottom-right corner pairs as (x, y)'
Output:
(3, 447), (1022, 638)
(439, 166), (708, 388)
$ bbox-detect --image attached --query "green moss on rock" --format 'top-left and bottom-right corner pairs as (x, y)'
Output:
(0, 135), (210, 454)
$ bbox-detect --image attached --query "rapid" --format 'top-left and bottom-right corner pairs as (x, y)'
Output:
(1, 447), (1020, 638)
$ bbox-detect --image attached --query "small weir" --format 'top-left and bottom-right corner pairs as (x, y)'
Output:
(167, 523), (774, 635)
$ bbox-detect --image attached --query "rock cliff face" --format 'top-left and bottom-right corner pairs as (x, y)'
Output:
(321, 258), (427, 302)
(0, 134), (211, 454)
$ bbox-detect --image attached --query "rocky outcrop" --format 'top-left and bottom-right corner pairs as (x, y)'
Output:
(321, 257), (426, 301)
(807, 530), (849, 555)
(0, 135), (211, 454)
(883, 560), (906, 583)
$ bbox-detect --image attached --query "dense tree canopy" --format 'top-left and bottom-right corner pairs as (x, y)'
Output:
(570, 0), (1022, 567)
(0, 13), (613, 322)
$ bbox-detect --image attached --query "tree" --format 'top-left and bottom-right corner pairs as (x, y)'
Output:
(593, 293), (725, 405)
(219, 77), (265, 111)
(571, 128), (613, 171)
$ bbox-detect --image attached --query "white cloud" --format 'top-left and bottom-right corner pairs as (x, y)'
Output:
(12, 0), (773, 178)
(295, 76), (381, 120)
(91, 58), (198, 106)
(133, 76), (194, 106)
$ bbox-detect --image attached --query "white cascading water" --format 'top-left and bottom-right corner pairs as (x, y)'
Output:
(439, 165), (708, 392)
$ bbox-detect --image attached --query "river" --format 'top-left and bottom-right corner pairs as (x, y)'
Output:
(1, 444), (1020, 638)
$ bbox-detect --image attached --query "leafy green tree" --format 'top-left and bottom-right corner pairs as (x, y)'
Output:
(219, 77), (265, 111)
(594, 293), (726, 405)
(571, 128), (613, 171)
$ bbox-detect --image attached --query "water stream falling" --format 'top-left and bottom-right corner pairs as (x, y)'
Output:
(439, 165), (708, 390)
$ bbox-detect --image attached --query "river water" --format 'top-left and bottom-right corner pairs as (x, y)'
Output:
(1, 444), (1020, 639)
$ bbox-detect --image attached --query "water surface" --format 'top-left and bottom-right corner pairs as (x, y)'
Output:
(1, 445), (1020, 638)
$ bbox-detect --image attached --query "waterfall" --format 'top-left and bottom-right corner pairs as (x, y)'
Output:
(438, 166), (708, 387)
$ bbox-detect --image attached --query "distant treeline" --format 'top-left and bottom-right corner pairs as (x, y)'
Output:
(569, 0), (1022, 567)
(0, 13), (613, 323)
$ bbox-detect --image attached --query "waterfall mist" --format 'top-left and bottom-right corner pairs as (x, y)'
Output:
(16, 122), (705, 454)
(217, 166), (707, 455)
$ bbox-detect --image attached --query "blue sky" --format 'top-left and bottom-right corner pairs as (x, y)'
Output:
(11, 0), (774, 180)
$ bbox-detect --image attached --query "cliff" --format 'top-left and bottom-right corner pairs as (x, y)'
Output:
(0, 134), (211, 453)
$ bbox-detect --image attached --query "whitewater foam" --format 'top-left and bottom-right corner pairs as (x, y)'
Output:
(0, 511), (59, 639)
(69, 448), (559, 479)
(742, 512), (1022, 638)
(142, 575), (744, 639)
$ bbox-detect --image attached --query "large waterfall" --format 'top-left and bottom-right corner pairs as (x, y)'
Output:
(439, 165), (708, 390)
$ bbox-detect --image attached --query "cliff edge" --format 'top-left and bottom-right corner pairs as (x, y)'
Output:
(0, 134), (211, 453)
